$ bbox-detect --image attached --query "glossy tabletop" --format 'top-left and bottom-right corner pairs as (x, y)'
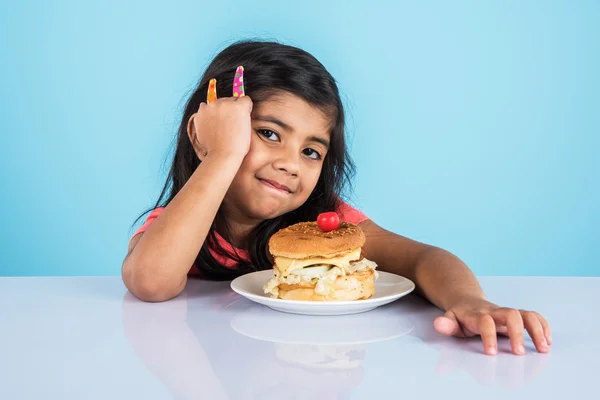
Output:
(1, 276), (597, 399)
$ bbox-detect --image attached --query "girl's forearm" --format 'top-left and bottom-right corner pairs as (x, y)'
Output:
(412, 248), (486, 311)
(122, 153), (244, 301)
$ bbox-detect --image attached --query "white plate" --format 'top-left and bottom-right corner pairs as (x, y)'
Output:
(230, 270), (415, 316)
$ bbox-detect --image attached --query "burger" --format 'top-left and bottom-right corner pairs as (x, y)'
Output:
(263, 213), (378, 301)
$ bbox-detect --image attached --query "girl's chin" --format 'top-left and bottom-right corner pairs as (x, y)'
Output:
(253, 207), (286, 220)
(250, 201), (294, 220)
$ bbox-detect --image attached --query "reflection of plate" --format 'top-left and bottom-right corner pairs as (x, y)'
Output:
(230, 305), (414, 345)
(230, 270), (415, 316)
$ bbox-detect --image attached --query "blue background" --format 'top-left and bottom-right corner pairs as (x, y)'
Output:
(1, 1), (598, 277)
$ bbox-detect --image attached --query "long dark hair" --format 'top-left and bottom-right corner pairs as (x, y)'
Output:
(136, 39), (356, 280)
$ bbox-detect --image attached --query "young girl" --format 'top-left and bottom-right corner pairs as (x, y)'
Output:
(123, 40), (552, 357)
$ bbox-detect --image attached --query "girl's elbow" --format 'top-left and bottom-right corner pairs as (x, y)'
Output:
(130, 282), (184, 303)
(122, 259), (185, 302)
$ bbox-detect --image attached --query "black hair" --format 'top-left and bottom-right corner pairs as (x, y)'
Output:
(136, 39), (356, 280)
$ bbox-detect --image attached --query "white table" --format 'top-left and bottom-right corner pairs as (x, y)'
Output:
(0, 276), (597, 399)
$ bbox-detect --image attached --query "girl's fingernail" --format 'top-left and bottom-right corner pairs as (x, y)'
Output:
(207, 79), (217, 104)
(488, 346), (497, 355)
(548, 335), (552, 344)
(518, 345), (525, 354)
(233, 66), (245, 97)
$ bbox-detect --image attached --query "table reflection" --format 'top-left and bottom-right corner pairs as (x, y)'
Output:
(121, 281), (551, 398)
(121, 282), (413, 399)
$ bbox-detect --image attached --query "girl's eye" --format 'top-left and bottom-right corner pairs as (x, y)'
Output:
(303, 148), (322, 160)
(258, 129), (279, 141)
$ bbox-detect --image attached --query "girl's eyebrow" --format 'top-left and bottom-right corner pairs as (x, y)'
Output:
(255, 115), (293, 131)
(254, 115), (330, 149)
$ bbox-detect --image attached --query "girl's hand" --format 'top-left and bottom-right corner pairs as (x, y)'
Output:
(433, 297), (552, 356)
(187, 69), (253, 161)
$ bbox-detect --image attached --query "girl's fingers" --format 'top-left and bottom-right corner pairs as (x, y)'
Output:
(441, 305), (552, 356)
(433, 310), (464, 337)
(206, 66), (245, 105)
(492, 308), (525, 355)
(533, 311), (552, 345)
(207, 78), (217, 104)
(233, 66), (245, 98)
(522, 311), (550, 353)
(477, 314), (498, 355)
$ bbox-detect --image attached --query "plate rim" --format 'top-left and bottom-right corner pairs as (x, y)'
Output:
(230, 270), (415, 306)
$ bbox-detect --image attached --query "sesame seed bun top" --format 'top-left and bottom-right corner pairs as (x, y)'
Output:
(268, 221), (365, 259)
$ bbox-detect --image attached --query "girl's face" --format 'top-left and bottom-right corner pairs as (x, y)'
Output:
(224, 92), (332, 223)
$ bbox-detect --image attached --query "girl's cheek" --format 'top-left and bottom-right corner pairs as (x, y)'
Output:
(242, 140), (266, 163)
(247, 137), (269, 159)
(302, 170), (321, 192)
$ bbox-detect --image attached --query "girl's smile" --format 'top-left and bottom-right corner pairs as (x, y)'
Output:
(257, 177), (293, 194)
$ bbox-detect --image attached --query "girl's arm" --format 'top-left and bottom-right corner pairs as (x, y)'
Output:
(358, 219), (551, 356)
(122, 153), (244, 302)
(358, 220), (484, 309)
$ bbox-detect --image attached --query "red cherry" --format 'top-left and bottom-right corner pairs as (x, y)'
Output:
(317, 212), (340, 232)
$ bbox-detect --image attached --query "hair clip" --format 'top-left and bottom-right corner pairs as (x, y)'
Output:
(232, 66), (245, 98)
(207, 78), (217, 104)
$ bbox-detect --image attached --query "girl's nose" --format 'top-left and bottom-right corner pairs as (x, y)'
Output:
(273, 148), (300, 177)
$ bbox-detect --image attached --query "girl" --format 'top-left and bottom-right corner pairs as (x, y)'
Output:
(123, 40), (552, 357)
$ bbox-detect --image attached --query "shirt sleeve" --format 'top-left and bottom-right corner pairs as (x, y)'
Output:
(132, 207), (165, 239)
(335, 199), (370, 225)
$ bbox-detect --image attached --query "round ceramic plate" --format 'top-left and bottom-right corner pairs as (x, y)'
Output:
(230, 270), (415, 316)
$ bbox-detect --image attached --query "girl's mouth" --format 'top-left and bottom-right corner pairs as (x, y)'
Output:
(258, 178), (292, 194)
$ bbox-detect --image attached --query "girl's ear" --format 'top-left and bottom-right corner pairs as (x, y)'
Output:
(187, 113), (207, 160)
(187, 113), (196, 145)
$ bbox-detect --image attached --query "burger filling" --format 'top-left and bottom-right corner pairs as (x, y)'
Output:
(263, 248), (378, 297)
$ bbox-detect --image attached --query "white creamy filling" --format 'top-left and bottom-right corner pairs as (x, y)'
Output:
(263, 275), (280, 297)
(345, 258), (378, 274)
(314, 266), (343, 295)
(263, 257), (378, 297)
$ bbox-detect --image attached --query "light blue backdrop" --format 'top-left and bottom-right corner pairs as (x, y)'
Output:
(1, 1), (598, 277)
